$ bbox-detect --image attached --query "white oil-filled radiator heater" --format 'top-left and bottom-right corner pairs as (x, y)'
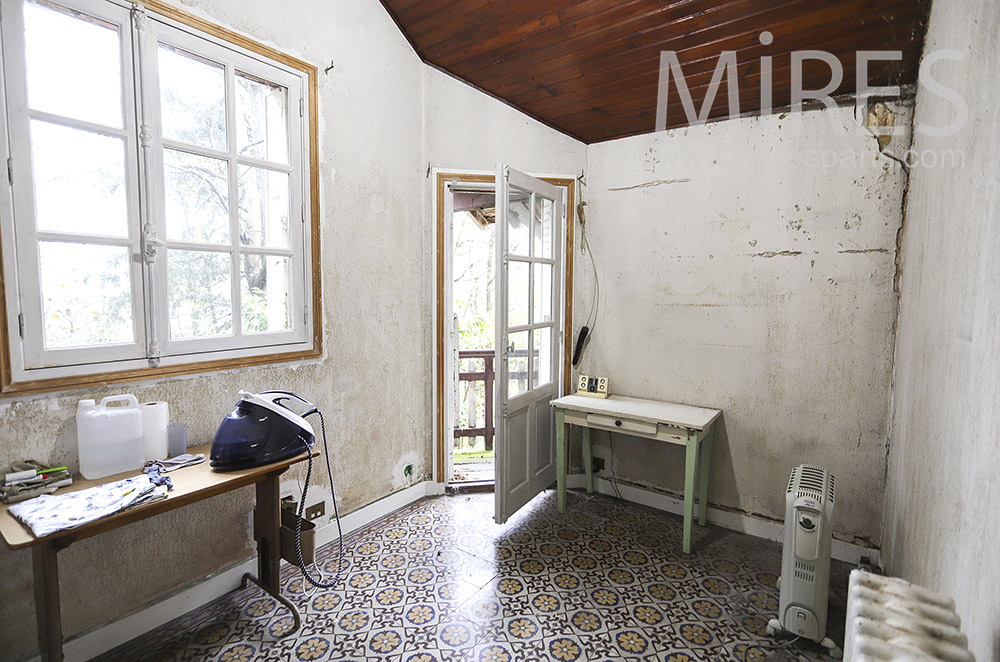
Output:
(767, 464), (841, 657)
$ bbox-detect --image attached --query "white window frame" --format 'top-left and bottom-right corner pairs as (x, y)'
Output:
(0, 0), (321, 394)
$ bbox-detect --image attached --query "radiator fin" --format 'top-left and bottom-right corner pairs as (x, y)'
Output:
(845, 570), (974, 662)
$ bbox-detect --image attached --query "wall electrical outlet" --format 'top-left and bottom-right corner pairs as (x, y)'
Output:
(305, 501), (325, 521)
(576, 375), (609, 398)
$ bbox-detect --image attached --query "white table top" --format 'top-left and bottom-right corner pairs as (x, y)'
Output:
(551, 394), (721, 431)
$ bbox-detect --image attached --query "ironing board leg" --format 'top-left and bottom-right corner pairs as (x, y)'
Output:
(247, 472), (300, 636)
(254, 475), (282, 592)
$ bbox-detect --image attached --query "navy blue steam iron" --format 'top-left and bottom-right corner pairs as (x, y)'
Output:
(210, 390), (316, 471)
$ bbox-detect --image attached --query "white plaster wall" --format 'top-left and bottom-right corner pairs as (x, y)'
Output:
(0, 1), (430, 659)
(883, 1), (1000, 658)
(423, 68), (586, 175)
(0, 4), (589, 659)
(578, 107), (908, 544)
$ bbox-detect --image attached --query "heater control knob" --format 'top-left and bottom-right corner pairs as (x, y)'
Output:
(800, 516), (815, 531)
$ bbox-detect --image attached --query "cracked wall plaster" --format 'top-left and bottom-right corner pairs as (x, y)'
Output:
(577, 104), (912, 545)
(882, 1), (1000, 658)
(0, 2), (589, 658)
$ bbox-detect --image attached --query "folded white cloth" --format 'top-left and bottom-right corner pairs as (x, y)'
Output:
(9, 475), (168, 538)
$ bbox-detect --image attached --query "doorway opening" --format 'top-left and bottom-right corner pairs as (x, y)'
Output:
(450, 190), (497, 485)
(435, 171), (577, 501)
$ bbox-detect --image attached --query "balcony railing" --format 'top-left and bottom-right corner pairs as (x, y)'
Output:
(456, 349), (495, 451)
(454, 348), (536, 452)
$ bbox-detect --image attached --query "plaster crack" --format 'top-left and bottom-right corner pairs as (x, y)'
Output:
(838, 248), (891, 254)
(608, 178), (691, 191)
(747, 250), (803, 258)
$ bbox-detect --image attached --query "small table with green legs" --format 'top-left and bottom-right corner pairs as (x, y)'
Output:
(551, 394), (722, 554)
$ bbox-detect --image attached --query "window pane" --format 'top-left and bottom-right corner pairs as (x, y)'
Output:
(241, 255), (290, 333)
(507, 187), (530, 256)
(237, 72), (288, 164)
(24, 0), (123, 128)
(532, 327), (551, 389)
(39, 241), (133, 348)
(31, 120), (128, 236)
(507, 260), (529, 328)
(238, 166), (289, 247)
(507, 330), (528, 398)
(163, 149), (230, 244)
(158, 44), (226, 150)
(167, 250), (232, 338)
(534, 195), (554, 259)
(532, 263), (552, 325)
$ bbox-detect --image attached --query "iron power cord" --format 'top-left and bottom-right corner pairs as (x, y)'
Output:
(294, 409), (346, 588)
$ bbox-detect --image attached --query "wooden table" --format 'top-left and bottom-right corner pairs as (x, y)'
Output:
(0, 443), (313, 662)
(552, 394), (722, 554)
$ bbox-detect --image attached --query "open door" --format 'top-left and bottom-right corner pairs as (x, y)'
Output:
(495, 164), (563, 524)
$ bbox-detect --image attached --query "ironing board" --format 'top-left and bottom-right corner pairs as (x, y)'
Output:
(0, 442), (315, 662)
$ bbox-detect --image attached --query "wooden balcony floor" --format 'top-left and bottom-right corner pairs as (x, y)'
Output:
(452, 457), (495, 483)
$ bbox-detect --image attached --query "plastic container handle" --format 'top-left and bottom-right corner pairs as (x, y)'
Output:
(99, 394), (140, 408)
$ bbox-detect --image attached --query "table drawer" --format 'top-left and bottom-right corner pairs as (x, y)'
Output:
(585, 413), (658, 436)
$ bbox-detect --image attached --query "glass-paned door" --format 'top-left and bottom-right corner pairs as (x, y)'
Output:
(494, 164), (562, 524)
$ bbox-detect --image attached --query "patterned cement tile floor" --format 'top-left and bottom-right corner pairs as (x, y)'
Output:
(96, 490), (850, 662)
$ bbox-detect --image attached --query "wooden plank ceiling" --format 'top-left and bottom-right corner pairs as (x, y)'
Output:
(380, 0), (930, 144)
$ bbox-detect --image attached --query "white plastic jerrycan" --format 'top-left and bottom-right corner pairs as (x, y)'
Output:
(77, 394), (145, 480)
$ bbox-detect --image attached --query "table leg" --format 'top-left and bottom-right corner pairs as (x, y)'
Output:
(556, 408), (567, 513)
(255, 474), (282, 594)
(683, 430), (699, 554)
(245, 472), (300, 635)
(32, 540), (63, 662)
(583, 426), (593, 494)
(698, 426), (715, 526)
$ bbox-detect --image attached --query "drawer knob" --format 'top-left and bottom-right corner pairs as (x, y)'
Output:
(615, 419), (622, 427)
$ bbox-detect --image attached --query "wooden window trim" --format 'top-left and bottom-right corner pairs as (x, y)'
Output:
(0, 0), (322, 397)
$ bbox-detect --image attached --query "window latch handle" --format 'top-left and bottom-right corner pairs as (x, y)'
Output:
(142, 227), (164, 263)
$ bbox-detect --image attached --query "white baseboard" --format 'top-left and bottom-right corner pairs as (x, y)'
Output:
(315, 480), (442, 546)
(38, 480), (438, 662)
(37, 559), (257, 662)
(565, 474), (879, 566)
